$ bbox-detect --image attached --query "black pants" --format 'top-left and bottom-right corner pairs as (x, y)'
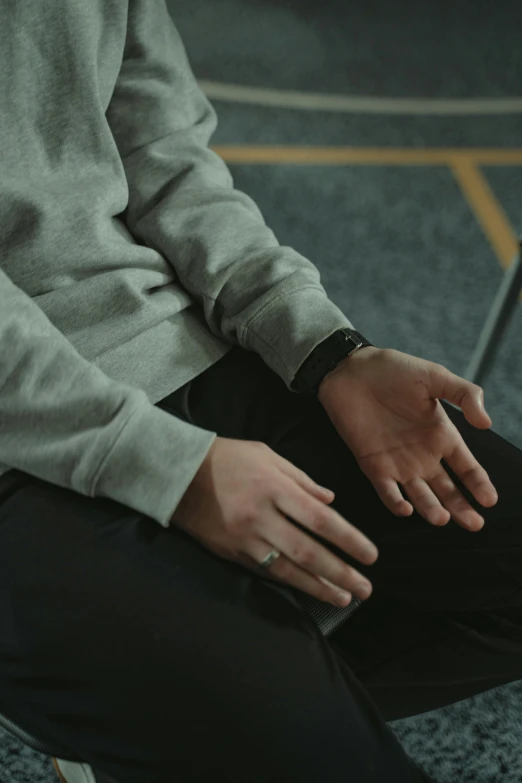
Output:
(1, 346), (521, 783)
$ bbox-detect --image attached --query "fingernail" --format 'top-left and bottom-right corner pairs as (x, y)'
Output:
(355, 583), (372, 599)
(363, 546), (378, 563)
(319, 486), (334, 496)
(336, 590), (352, 607)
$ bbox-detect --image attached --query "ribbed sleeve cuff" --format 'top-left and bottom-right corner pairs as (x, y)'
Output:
(93, 401), (217, 528)
(244, 286), (355, 390)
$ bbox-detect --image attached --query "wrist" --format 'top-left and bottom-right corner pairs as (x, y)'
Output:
(318, 345), (379, 403)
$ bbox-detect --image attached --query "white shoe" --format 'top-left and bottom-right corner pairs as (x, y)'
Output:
(52, 757), (98, 783)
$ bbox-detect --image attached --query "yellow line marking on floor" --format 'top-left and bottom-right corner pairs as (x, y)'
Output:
(451, 159), (519, 270)
(467, 150), (522, 165)
(212, 146), (522, 166)
(212, 145), (521, 302)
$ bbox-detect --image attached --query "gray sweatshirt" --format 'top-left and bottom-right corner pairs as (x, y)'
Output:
(0, 0), (354, 528)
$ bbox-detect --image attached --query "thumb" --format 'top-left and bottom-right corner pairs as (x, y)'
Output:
(429, 364), (492, 429)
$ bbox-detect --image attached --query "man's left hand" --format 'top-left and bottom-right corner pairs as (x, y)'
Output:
(317, 346), (499, 531)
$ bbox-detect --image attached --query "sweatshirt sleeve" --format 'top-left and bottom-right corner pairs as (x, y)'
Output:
(108, 0), (356, 390)
(0, 267), (217, 528)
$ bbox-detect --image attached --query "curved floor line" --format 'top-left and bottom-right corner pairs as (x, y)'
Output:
(198, 80), (522, 116)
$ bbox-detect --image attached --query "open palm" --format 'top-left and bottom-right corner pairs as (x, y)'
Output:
(319, 347), (499, 531)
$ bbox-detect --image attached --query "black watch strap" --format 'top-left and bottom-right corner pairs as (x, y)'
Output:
(291, 328), (374, 396)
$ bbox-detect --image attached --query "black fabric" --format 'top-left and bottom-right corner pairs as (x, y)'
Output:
(1, 345), (521, 782)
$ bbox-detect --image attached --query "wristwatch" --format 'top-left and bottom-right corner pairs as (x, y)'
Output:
(291, 328), (374, 396)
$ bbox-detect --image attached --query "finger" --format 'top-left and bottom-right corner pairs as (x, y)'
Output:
(428, 470), (485, 531)
(371, 477), (414, 517)
(402, 476), (451, 526)
(274, 474), (379, 565)
(445, 441), (498, 509)
(272, 453), (336, 503)
(256, 505), (374, 600)
(237, 548), (354, 608)
(424, 364), (492, 430)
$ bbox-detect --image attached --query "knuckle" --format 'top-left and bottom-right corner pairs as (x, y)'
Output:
(295, 546), (316, 569)
(249, 472), (269, 493)
(240, 506), (259, 527)
(311, 509), (329, 533)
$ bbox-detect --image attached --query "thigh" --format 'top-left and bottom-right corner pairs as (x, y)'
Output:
(329, 586), (522, 722)
(0, 470), (421, 783)
(186, 346), (522, 616)
(184, 346), (522, 720)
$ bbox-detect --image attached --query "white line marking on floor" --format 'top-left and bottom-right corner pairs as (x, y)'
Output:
(198, 80), (522, 116)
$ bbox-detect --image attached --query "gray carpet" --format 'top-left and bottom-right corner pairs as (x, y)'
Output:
(2, 0), (522, 780)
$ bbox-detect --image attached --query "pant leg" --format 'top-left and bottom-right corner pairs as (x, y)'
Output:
(329, 401), (522, 721)
(184, 347), (522, 724)
(0, 376), (425, 782)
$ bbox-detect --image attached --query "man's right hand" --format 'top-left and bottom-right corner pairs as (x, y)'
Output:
(170, 436), (379, 607)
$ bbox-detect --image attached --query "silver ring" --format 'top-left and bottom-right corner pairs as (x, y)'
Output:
(259, 549), (281, 568)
